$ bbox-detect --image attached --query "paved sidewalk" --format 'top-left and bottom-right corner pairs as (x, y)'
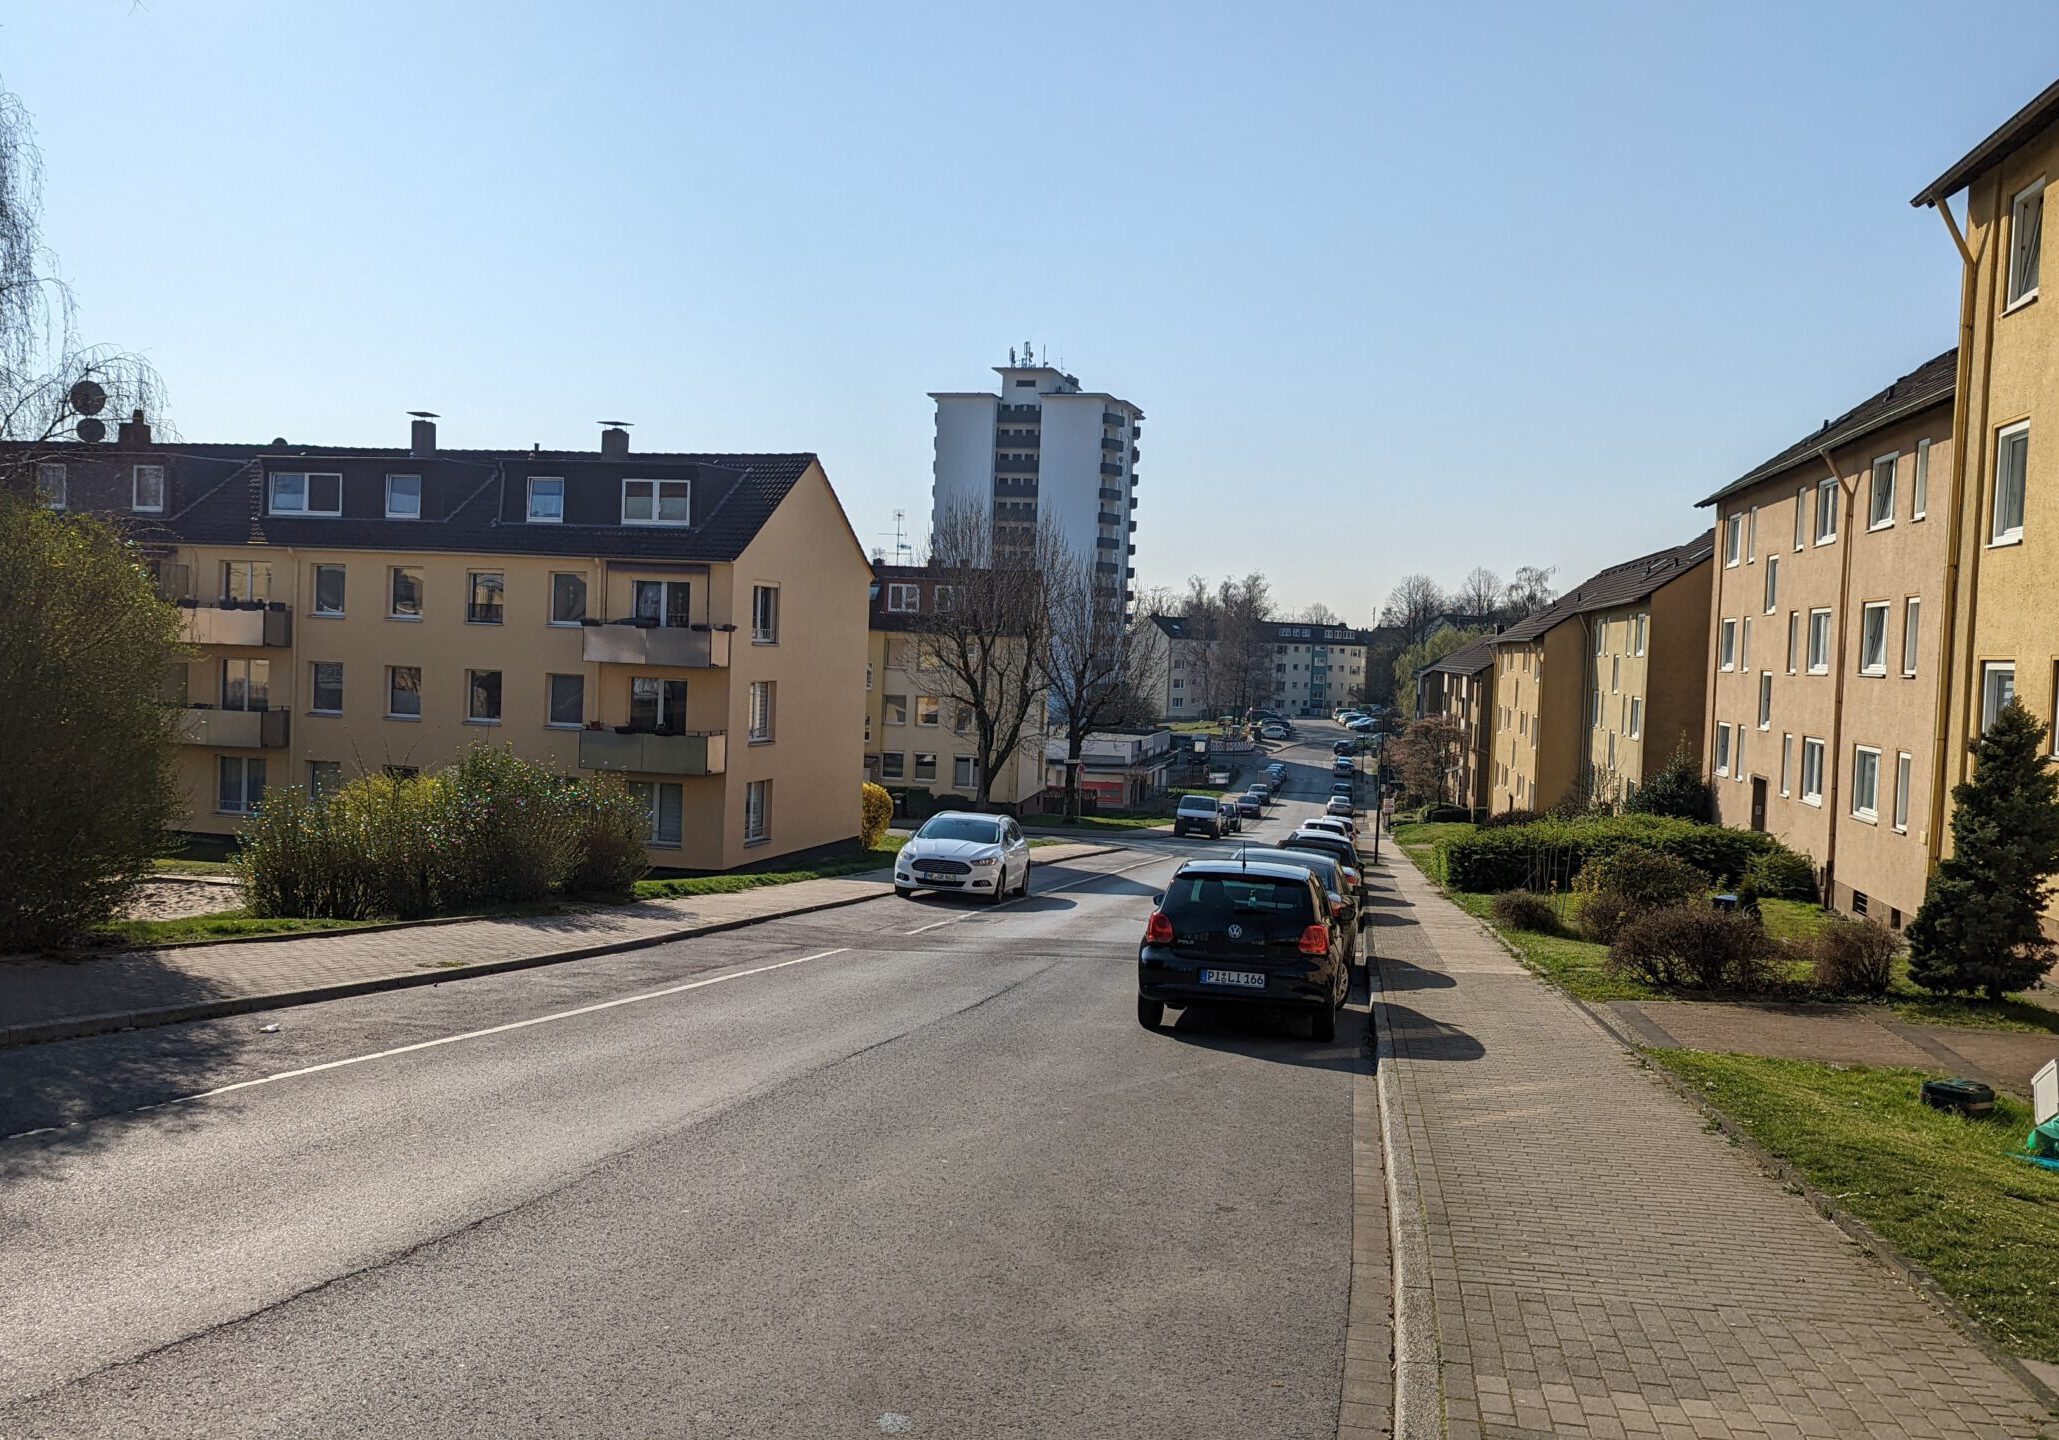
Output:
(0, 844), (1118, 1048)
(1369, 850), (2054, 1439)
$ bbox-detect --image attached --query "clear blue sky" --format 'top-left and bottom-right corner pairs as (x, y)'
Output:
(7, 1), (2053, 619)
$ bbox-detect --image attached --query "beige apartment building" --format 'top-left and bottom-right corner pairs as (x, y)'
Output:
(863, 564), (1048, 811)
(26, 417), (871, 872)
(1489, 536), (1711, 814)
(1699, 354), (1955, 925)
(1415, 636), (1496, 813)
(1140, 615), (1373, 720)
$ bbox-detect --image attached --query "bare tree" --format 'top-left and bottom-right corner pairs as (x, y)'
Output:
(1502, 564), (1558, 620)
(1298, 601), (1341, 626)
(1390, 715), (1467, 807)
(1378, 573), (1448, 645)
(1452, 567), (1502, 621)
(1179, 572), (1275, 715)
(1041, 550), (1164, 817)
(0, 80), (165, 491)
(910, 499), (1057, 811)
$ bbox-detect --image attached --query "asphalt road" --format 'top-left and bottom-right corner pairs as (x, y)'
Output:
(0, 728), (1373, 1440)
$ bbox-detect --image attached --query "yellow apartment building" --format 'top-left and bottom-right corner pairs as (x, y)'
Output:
(1415, 636), (1496, 813)
(1489, 535), (1711, 814)
(25, 417), (871, 872)
(862, 564), (1049, 812)
(1698, 353), (1955, 925)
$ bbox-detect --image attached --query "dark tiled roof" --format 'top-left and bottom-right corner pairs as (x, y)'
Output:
(1912, 80), (2059, 206)
(1147, 613), (1374, 646)
(1697, 349), (1956, 507)
(1425, 635), (1497, 675)
(1493, 532), (1714, 645)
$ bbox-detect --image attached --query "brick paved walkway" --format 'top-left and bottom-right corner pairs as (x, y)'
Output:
(0, 844), (1115, 1045)
(1370, 851), (2054, 1440)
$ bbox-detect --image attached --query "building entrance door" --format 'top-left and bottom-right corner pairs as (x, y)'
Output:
(1750, 776), (1767, 832)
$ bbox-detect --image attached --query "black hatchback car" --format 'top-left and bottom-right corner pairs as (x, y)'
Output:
(1137, 860), (1349, 1040)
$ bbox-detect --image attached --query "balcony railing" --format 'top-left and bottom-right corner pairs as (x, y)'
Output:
(178, 604), (292, 648)
(997, 403), (1039, 422)
(1102, 410), (1124, 427)
(1096, 536), (1120, 550)
(1100, 436), (1122, 451)
(995, 428), (1040, 449)
(1099, 462), (1120, 476)
(580, 622), (733, 668)
(1097, 511), (1121, 526)
(993, 478), (1038, 497)
(177, 706), (290, 749)
(995, 455), (1040, 476)
(1098, 487), (1121, 501)
(578, 728), (727, 776)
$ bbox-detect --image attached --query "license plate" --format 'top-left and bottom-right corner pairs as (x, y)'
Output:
(1199, 969), (1265, 989)
(917, 869), (955, 880)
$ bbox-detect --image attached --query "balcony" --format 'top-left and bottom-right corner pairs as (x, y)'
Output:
(1099, 462), (1120, 477)
(1100, 436), (1122, 451)
(1098, 487), (1121, 502)
(578, 728), (727, 776)
(1097, 511), (1121, 526)
(996, 455), (1040, 476)
(177, 706), (289, 749)
(179, 604), (292, 647)
(1102, 410), (1124, 427)
(1096, 536), (1120, 550)
(997, 403), (1039, 422)
(580, 622), (733, 668)
(993, 478), (1038, 497)
(995, 428), (1039, 449)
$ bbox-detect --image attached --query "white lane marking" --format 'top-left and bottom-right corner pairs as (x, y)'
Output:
(902, 918), (958, 935)
(3, 948), (852, 1142)
(897, 853), (1170, 934)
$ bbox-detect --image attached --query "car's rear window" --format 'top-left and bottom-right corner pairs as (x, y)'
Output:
(1163, 875), (1314, 923)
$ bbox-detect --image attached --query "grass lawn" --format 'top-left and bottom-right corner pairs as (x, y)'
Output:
(1389, 821), (1475, 878)
(150, 857), (241, 878)
(635, 837), (909, 899)
(96, 911), (385, 947)
(1649, 1049), (2059, 1364)
(1022, 814), (1172, 833)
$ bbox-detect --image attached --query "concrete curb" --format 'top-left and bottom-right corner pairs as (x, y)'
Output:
(1390, 846), (2059, 1423)
(1368, 952), (1442, 1438)
(0, 844), (1129, 1053)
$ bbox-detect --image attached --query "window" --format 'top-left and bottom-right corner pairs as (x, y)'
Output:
(1628, 695), (1643, 739)
(218, 561), (270, 603)
(547, 673), (584, 727)
(1589, 689), (1601, 729)
(1780, 734), (1793, 796)
(1719, 618), (1737, 670)
(915, 696), (941, 727)
(880, 752), (905, 779)
(1758, 672), (1773, 729)
(1747, 506), (1758, 561)
(914, 752), (937, 781)
(309, 761), (343, 799)
(1868, 455), (1896, 529)
(953, 756), (977, 789)
(752, 585), (780, 644)
(385, 474), (422, 519)
(744, 779), (770, 843)
(1740, 617), (1751, 670)
(1801, 737), (1825, 804)
(1914, 439), (1930, 519)
(467, 572), (505, 624)
(1735, 726), (1746, 780)
(268, 471), (341, 516)
(390, 567), (424, 618)
(1807, 609), (1832, 674)
(1852, 746), (1881, 822)
(1815, 477), (1838, 544)
(884, 693), (907, 725)
(2008, 177), (2044, 308)
(622, 477), (691, 525)
(934, 584), (958, 612)
(36, 462), (65, 509)
(387, 666), (422, 719)
(748, 680), (775, 742)
(1610, 655), (1620, 692)
(467, 669), (502, 723)
(222, 657), (270, 711)
(628, 781), (684, 847)
(1794, 485), (1808, 550)
(1993, 421), (2028, 543)
(865, 662), (874, 692)
(633, 579), (691, 627)
(1858, 602), (1888, 675)
(1724, 513), (1742, 566)
(1981, 661), (2017, 731)
(527, 477), (564, 523)
(550, 572), (587, 625)
(630, 676), (688, 731)
(1786, 611), (1799, 674)
(886, 583), (920, 613)
(312, 563), (345, 616)
(1763, 556), (1778, 614)
(218, 756), (266, 814)
(132, 464), (166, 513)
(310, 662), (344, 715)
(1893, 752), (1913, 833)
(1594, 620), (1607, 655)
(1714, 723), (1732, 777)
(1902, 598), (1920, 676)
(1633, 613), (1648, 655)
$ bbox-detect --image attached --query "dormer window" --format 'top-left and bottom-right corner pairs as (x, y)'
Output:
(527, 477), (564, 523)
(386, 474), (422, 519)
(623, 477), (690, 526)
(269, 471), (341, 517)
(886, 583), (921, 613)
(133, 465), (166, 513)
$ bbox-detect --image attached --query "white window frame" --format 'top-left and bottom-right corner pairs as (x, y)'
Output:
(132, 464), (166, 514)
(953, 755), (977, 790)
(1794, 485), (1808, 550)
(628, 781), (684, 848)
(1981, 661), (2017, 732)
(1758, 671), (1773, 730)
(1633, 613), (1647, 656)
(886, 583), (920, 614)
(1786, 610), (1798, 674)
(217, 755), (266, 815)
(1893, 752), (1912, 833)
(1628, 695), (1642, 739)
(311, 563), (346, 617)
(1780, 733), (1793, 797)
(1902, 597), (1920, 677)
(385, 473), (422, 520)
(389, 566), (424, 619)
(1807, 608), (1832, 674)
(1815, 477), (1839, 545)
(36, 462), (65, 510)
(752, 584), (780, 644)
(1763, 555), (1778, 614)
(2007, 177), (2044, 310)
(1740, 616), (1751, 670)
(1734, 725), (1746, 781)
(1747, 505), (1758, 562)
(1801, 737), (1825, 805)
(1993, 421), (2029, 545)
(744, 779), (771, 844)
(1913, 438), (1930, 520)
(267, 470), (341, 517)
(549, 571), (587, 626)
(1851, 745), (1881, 823)
(527, 476), (565, 524)
(1724, 513), (1742, 567)
(622, 476), (691, 527)
(387, 665), (423, 720)
(748, 680), (775, 743)
(466, 668), (502, 724)
(1719, 618), (1737, 671)
(1714, 722), (1732, 777)
(1868, 454), (1897, 530)
(1858, 601), (1889, 676)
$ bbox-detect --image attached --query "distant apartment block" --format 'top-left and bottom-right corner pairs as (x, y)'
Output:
(1416, 636), (1497, 813)
(1138, 615), (1373, 719)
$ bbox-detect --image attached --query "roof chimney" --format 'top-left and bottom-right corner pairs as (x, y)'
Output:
(116, 409), (152, 447)
(408, 411), (438, 457)
(599, 420), (631, 458)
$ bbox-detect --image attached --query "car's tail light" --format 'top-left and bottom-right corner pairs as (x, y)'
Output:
(1144, 912), (1175, 945)
(1299, 923), (1332, 955)
(1343, 867), (1360, 888)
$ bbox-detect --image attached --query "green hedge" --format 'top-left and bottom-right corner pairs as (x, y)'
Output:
(1440, 814), (1796, 894)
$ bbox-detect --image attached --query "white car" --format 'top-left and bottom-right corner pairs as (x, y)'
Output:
(895, 811), (1032, 902)
(1304, 815), (1357, 839)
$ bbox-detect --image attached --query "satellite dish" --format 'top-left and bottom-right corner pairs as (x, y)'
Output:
(68, 379), (108, 416)
(76, 416), (106, 443)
